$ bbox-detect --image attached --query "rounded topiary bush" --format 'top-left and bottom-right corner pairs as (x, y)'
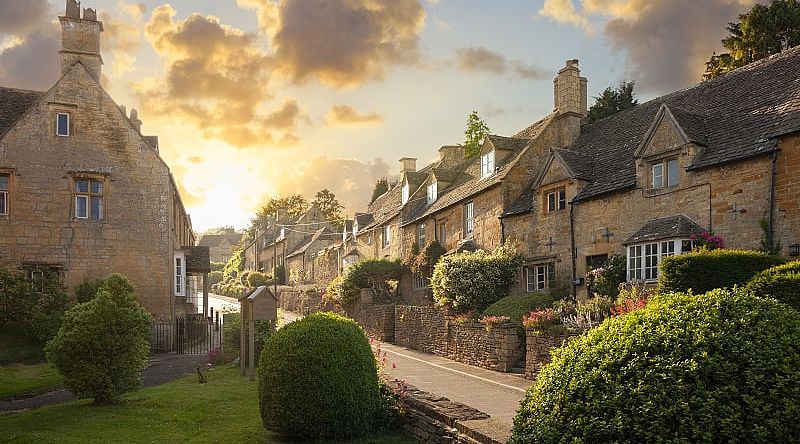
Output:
(258, 312), (380, 440)
(509, 289), (800, 444)
(743, 261), (800, 310)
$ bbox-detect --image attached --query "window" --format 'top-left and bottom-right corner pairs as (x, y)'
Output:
(56, 112), (70, 137)
(174, 253), (186, 296)
(525, 264), (554, 292)
(74, 178), (103, 220)
(401, 180), (409, 204)
(412, 273), (427, 290)
(464, 201), (474, 238)
(0, 174), (8, 216)
(651, 159), (679, 189)
(546, 188), (566, 213)
(437, 222), (446, 247)
(426, 181), (437, 204)
(481, 150), (495, 177)
(343, 255), (358, 269)
(418, 223), (426, 249)
(23, 265), (62, 292)
(628, 239), (685, 282)
(382, 225), (391, 248)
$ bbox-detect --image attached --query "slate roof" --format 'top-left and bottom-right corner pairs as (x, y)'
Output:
(286, 227), (334, 258)
(354, 212), (374, 228)
(623, 215), (704, 245)
(513, 113), (556, 139)
(198, 231), (242, 248)
(565, 45), (800, 202)
(0, 87), (44, 139)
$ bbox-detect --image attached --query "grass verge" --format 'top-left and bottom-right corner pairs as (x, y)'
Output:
(0, 365), (416, 444)
(0, 364), (62, 400)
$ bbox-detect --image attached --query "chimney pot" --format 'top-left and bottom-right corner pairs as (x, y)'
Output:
(399, 157), (417, 173)
(83, 7), (97, 21)
(129, 107), (142, 132)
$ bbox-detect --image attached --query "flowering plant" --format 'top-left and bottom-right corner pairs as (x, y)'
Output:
(690, 231), (724, 250)
(585, 255), (627, 299)
(478, 315), (511, 331)
(522, 308), (559, 331)
(611, 298), (648, 316)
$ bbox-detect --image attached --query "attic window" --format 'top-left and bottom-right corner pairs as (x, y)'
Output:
(545, 188), (566, 213)
(481, 150), (495, 178)
(56, 113), (70, 137)
(426, 181), (437, 204)
(401, 180), (409, 204)
(652, 159), (679, 189)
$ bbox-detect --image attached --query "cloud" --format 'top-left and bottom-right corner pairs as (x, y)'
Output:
(453, 46), (548, 79)
(100, 1), (147, 79)
(325, 105), (383, 127)
(536, 0), (760, 92)
(0, 27), (60, 90)
(0, 0), (50, 37)
(238, 0), (426, 88)
(135, 4), (301, 148)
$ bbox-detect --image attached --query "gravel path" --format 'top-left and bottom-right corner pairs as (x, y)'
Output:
(0, 353), (206, 414)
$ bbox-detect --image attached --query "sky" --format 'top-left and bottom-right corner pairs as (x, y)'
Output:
(0, 0), (762, 232)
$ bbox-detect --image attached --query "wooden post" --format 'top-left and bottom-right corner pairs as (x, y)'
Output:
(202, 272), (210, 318)
(240, 290), (246, 376)
(249, 317), (256, 381)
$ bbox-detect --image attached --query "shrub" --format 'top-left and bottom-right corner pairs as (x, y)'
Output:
(258, 312), (381, 440)
(222, 312), (274, 362)
(585, 254), (626, 299)
(404, 240), (447, 277)
(45, 274), (152, 404)
(744, 261), (800, 310)
(247, 271), (270, 288)
(509, 289), (800, 444)
(0, 265), (70, 342)
(74, 278), (102, 303)
(207, 271), (223, 286)
(430, 245), (524, 312)
(326, 259), (401, 304)
(658, 249), (786, 294)
(222, 249), (244, 282)
(482, 293), (553, 338)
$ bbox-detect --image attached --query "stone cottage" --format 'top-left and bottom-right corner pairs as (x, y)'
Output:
(0, 1), (200, 318)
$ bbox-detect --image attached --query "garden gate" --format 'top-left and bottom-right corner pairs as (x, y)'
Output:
(150, 315), (222, 355)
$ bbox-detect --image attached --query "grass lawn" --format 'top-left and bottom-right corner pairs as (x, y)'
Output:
(0, 365), (417, 444)
(0, 364), (62, 400)
(0, 329), (45, 365)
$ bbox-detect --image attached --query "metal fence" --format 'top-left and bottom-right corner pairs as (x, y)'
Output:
(151, 315), (222, 355)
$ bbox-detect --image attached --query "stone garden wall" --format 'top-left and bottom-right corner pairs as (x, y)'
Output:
(524, 330), (577, 380)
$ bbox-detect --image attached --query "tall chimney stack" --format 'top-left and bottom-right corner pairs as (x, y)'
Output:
(552, 59), (588, 146)
(59, 0), (104, 79)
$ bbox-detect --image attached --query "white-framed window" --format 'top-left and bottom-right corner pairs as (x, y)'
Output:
(174, 252), (186, 296)
(651, 159), (679, 189)
(481, 150), (495, 178)
(464, 201), (474, 238)
(366, 232), (372, 245)
(427, 181), (437, 204)
(546, 188), (566, 213)
(382, 225), (391, 248)
(628, 239), (686, 282)
(74, 178), (103, 220)
(525, 264), (554, 292)
(412, 273), (428, 290)
(418, 223), (426, 249)
(0, 173), (8, 216)
(401, 180), (409, 204)
(56, 112), (70, 137)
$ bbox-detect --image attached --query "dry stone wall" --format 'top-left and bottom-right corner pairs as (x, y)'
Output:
(524, 330), (576, 379)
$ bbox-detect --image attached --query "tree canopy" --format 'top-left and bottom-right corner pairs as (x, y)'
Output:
(703, 0), (800, 80)
(251, 194), (309, 232)
(464, 110), (490, 159)
(369, 178), (389, 204)
(312, 188), (344, 229)
(587, 81), (638, 123)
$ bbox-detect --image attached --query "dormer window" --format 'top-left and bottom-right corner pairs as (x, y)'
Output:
(426, 181), (437, 204)
(545, 187), (566, 213)
(401, 180), (409, 204)
(652, 159), (679, 189)
(481, 150), (495, 178)
(56, 112), (70, 137)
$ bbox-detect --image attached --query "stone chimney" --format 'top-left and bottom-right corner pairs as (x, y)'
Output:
(129, 108), (142, 132)
(59, 0), (104, 79)
(553, 59), (587, 146)
(399, 157), (417, 174)
(438, 145), (465, 167)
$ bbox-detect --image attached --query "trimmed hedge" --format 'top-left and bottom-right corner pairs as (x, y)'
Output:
(326, 259), (401, 304)
(658, 249), (785, 294)
(744, 261), (800, 310)
(258, 312), (380, 440)
(509, 289), (800, 443)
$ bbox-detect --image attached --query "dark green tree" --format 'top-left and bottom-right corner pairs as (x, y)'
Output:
(703, 0), (800, 80)
(369, 178), (389, 204)
(313, 188), (344, 230)
(587, 81), (638, 122)
(464, 110), (490, 159)
(250, 194), (308, 232)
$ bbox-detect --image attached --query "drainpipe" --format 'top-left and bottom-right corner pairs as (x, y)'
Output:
(769, 148), (778, 252)
(499, 216), (506, 245)
(569, 200), (577, 301)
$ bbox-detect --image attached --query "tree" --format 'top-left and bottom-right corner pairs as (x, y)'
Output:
(703, 0), (800, 80)
(464, 110), (490, 159)
(313, 188), (344, 230)
(587, 81), (638, 122)
(251, 194), (309, 231)
(369, 178), (389, 204)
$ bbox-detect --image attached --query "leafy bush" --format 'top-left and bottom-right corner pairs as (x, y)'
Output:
(45, 274), (152, 404)
(510, 289), (800, 444)
(482, 293), (553, 338)
(74, 278), (102, 303)
(223, 249), (244, 282)
(658, 249), (786, 294)
(246, 271), (271, 288)
(744, 261), (800, 310)
(0, 266), (70, 342)
(430, 245), (524, 312)
(585, 254), (626, 299)
(222, 312), (274, 362)
(258, 312), (381, 440)
(207, 271), (223, 286)
(404, 240), (446, 277)
(326, 259), (401, 304)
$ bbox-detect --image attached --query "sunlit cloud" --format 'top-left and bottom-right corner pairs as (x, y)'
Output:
(325, 105), (383, 128)
(100, 1), (147, 79)
(453, 46), (547, 79)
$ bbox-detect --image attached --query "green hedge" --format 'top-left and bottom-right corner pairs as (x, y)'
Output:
(509, 289), (800, 443)
(326, 259), (401, 304)
(482, 293), (553, 335)
(658, 249), (786, 294)
(744, 261), (800, 310)
(430, 245), (523, 312)
(258, 312), (380, 440)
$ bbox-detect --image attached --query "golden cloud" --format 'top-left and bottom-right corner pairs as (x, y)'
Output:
(325, 105), (383, 128)
(100, 1), (147, 79)
(238, 0), (427, 88)
(454, 46), (547, 79)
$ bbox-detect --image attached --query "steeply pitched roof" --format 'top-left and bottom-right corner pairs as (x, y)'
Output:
(286, 227), (335, 258)
(354, 212), (374, 228)
(486, 134), (531, 152)
(553, 148), (593, 180)
(570, 45), (800, 202)
(0, 87), (44, 139)
(623, 215), (704, 245)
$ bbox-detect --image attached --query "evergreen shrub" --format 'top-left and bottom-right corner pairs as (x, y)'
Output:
(658, 249), (785, 294)
(744, 260), (800, 310)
